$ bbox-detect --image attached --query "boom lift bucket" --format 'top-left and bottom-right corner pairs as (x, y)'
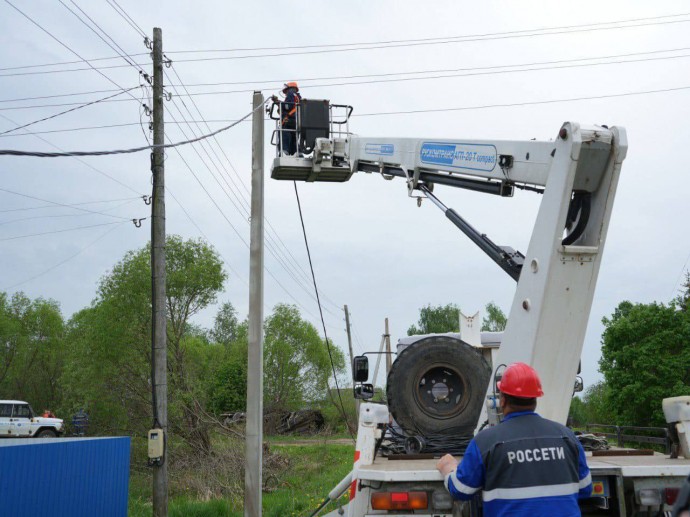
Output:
(269, 98), (354, 182)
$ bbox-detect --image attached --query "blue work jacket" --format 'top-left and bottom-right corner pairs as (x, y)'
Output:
(445, 411), (592, 516)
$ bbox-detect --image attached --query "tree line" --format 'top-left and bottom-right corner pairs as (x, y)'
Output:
(0, 236), (345, 454)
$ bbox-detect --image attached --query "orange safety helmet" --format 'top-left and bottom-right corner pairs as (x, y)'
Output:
(282, 81), (299, 92)
(497, 362), (544, 398)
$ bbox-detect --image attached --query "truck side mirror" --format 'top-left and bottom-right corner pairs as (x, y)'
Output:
(353, 356), (369, 382)
(574, 376), (584, 393)
(354, 384), (374, 400)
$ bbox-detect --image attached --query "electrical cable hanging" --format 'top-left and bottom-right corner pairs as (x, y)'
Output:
(0, 100), (267, 157)
(293, 182), (355, 440)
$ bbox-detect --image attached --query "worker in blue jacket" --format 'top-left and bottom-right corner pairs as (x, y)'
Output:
(275, 82), (301, 156)
(437, 362), (592, 516)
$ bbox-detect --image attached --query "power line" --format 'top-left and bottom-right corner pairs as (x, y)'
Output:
(4, 0), (142, 105)
(0, 220), (125, 241)
(0, 198), (137, 226)
(0, 87), (138, 135)
(293, 181), (354, 439)
(2, 221), (128, 290)
(165, 186), (248, 288)
(167, 134), (326, 323)
(105, 0), (147, 38)
(0, 113), (142, 195)
(58, 0), (146, 75)
(164, 92), (341, 317)
(352, 84), (690, 117)
(0, 196), (141, 213)
(0, 101), (265, 157)
(3, 11), (690, 73)
(7, 46), (690, 110)
(165, 65), (343, 312)
(164, 12), (690, 54)
(2, 84), (690, 146)
(0, 187), (136, 220)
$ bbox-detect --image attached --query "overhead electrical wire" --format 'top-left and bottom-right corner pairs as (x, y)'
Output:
(0, 187), (137, 221)
(294, 181), (355, 440)
(0, 196), (141, 213)
(352, 84), (690, 117)
(3, 11), (690, 74)
(165, 65), (343, 312)
(0, 113), (142, 195)
(7, 43), (689, 105)
(6, 46), (690, 111)
(0, 87), (139, 135)
(0, 220), (125, 241)
(2, 221), (128, 290)
(0, 100), (265, 157)
(164, 93), (341, 319)
(0, 198), (137, 226)
(3, 84), (690, 147)
(105, 0), (147, 39)
(4, 0), (142, 106)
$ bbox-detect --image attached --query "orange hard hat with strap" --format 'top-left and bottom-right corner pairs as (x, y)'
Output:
(497, 362), (544, 398)
(282, 81), (299, 92)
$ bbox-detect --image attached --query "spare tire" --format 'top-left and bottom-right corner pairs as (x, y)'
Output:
(387, 336), (491, 436)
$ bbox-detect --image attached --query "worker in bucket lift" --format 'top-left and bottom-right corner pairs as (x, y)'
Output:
(272, 82), (301, 156)
(436, 362), (592, 516)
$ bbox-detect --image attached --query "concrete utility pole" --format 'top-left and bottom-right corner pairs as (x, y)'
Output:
(244, 91), (265, 517)
(151, 27), (168, 517)
(343, 305), (359, 415)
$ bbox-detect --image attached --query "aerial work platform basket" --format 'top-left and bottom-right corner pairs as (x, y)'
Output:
(269, 98), (354, 182)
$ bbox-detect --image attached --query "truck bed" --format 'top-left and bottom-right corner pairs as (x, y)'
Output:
(357, 451), (690, 482)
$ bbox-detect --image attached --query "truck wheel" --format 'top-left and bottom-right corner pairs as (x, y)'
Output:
(36, 429), (57, 438)
(387, 336), (491, 436)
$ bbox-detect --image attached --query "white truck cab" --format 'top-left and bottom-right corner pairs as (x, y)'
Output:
(0, 400), (64, 438)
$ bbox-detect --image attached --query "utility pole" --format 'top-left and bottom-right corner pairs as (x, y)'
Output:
(151, 27), (168, 517)
(343, 305), (359, 415)
(384, 318), (392, 376)
(244, 91), (265, 517)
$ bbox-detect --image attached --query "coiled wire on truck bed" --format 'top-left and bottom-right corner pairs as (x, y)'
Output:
(379, 424), (473, 457)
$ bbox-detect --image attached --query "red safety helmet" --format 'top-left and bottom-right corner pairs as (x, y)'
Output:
(497, 362), (544, 398)
(282, 81), (299, 92)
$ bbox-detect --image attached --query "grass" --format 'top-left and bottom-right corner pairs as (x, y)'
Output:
(128, 440), (354, 516)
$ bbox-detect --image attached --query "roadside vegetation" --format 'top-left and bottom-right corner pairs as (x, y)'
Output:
(1, 234), (688, 514)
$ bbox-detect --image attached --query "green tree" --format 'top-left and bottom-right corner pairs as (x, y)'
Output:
(407, 303), (460, 335)
(207, 319), (249, 414)
(0, 292), (65, 412)
(210, 301), (240, 345)
(675, 271), (690, 312)
(482, 301), (508, 332)
(63, 236), (226, 451)
(579, 381), (612, 425)
(263, 304), (346, 413)
(599, 300), (690, 427)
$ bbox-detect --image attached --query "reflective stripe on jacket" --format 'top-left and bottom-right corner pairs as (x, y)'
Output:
(445, 411), (592, 517)
(281, 90), (301, 125)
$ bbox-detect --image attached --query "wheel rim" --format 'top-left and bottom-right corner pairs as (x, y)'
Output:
(413, 363), (470, 420)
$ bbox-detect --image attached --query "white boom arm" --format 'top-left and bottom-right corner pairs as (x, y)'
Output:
(271, 121), (628, 426)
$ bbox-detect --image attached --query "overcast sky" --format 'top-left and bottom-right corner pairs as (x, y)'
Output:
(1, 0), (689, 392)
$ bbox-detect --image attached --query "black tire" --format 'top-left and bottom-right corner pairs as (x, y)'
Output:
(36, 428), (57, 438)
(387, 336), (491, 436)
